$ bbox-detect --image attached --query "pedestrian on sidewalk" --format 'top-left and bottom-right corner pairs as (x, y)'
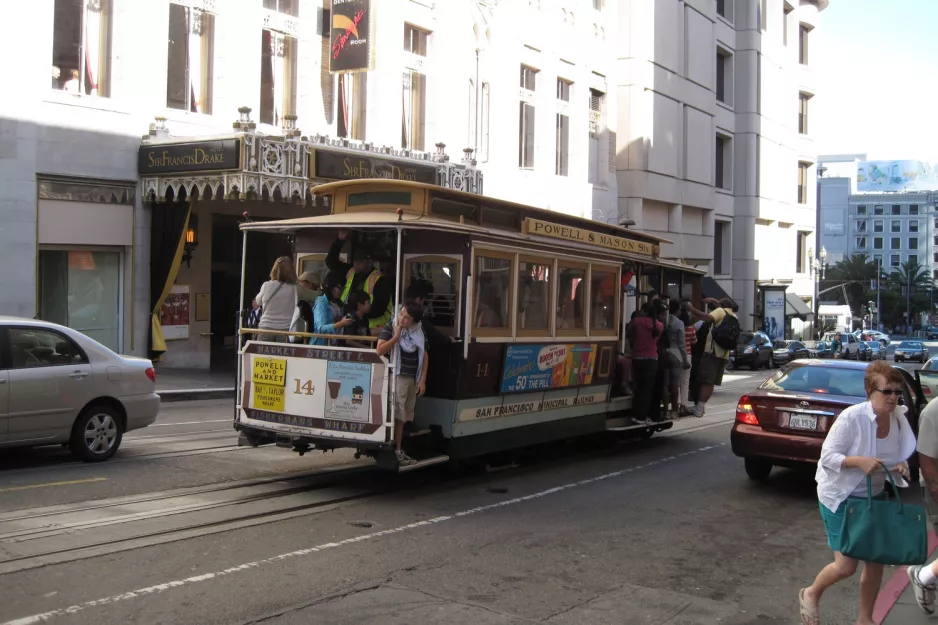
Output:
(799, 360), (916, 625)
(905, 391), (938, 614)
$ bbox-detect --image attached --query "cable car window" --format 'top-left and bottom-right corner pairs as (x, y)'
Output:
(590, 266), (618, 334)
(347, 191), (412, 207)
(473, 252), (513, 335)
(432, 198), (478, 223)
(557, 262), (586, 335)
(517, 257), (552, 335)
(406, 256), (460, 335)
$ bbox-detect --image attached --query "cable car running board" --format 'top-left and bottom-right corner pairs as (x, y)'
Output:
(396, 455), (450, 473)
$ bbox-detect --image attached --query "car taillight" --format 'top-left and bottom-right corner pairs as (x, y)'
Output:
(736, 395), (759, 425)
(145, 367), (156, 383)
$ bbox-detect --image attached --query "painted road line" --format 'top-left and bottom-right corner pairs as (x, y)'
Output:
(872, 529), (938, 624)
(0, 478), (107, 494)
(0, 443), (726, 625)
(146, 419), (232, 428)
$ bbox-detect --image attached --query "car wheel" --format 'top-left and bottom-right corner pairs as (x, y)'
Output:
(767, 354), (774, 369)
(69, 405), (123, 463)
(744, 458), (773, 481)
(639, 427), (655, 440)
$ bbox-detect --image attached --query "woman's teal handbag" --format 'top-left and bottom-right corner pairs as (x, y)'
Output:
(839, 464), (928, 565)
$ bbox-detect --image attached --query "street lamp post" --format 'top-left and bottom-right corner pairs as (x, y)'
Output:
(810, 246), (827, 339)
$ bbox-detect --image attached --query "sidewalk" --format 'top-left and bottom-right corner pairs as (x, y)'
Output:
(877, 528), (938, 624)
(155, 366), (236, 402)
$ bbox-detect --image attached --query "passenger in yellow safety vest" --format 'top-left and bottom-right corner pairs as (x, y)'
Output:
(325, 230), (393, 331)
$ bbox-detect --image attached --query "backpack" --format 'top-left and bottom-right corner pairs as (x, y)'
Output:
(710, 309), (740, 351)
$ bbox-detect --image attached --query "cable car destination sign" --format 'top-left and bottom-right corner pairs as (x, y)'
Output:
(522, 218), (657, 256)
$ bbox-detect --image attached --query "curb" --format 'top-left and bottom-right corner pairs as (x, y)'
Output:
(873, 529), (938, 624)
(158, 388), (236, 403)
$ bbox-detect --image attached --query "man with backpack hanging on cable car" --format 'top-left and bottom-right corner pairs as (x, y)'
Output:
(685, 297), (740, 418)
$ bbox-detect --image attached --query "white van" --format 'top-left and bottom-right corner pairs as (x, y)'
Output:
(821, 331), (860, 359)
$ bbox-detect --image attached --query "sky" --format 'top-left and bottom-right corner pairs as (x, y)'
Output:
(814, 0), (938, 161)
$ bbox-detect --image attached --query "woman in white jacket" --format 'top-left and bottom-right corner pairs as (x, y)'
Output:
(255, 257), (300, 343)
(799, 360), (916, 625)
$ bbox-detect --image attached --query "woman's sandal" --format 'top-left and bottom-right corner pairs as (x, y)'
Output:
(799, 588), (819, 625)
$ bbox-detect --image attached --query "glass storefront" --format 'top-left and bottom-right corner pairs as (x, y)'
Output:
(39, 250), (122, 352)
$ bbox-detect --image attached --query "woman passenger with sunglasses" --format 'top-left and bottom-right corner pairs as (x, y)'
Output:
(798, 360), (917, 625)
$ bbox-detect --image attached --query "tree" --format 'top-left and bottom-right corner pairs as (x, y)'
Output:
(823, 254), (877, 317)
(887, 259), (934, 327)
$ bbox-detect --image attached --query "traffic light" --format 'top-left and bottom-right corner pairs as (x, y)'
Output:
(867, 301), (873, 316)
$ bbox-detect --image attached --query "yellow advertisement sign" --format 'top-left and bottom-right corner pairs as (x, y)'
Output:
(253, 357), (287, 386)
(253, 383), (286, 412)
(523, 218), (656, 256)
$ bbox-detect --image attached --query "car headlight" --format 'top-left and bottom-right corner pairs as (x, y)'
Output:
(744, 347), (755, 354)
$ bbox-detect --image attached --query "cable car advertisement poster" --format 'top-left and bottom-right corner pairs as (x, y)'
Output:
(501, 344), (597, 393)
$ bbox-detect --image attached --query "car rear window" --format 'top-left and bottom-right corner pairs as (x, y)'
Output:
(761, 365), (866, 398)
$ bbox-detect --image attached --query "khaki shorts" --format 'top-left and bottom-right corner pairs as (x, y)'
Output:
(697, 352), (727, 386)
(394, 375), (417, 423)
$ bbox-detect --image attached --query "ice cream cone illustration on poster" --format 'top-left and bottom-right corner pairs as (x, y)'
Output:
(324, 361), (371, 423)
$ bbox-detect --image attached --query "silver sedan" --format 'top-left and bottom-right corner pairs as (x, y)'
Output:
(0, 317), (160, 461)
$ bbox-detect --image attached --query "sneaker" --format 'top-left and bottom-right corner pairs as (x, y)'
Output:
(692, 405), (704, 418)
(907, 565), (936, 615)
(396, 449), (416, 466)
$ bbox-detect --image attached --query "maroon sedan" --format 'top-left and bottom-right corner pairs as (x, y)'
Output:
(730, 360), (927, 481)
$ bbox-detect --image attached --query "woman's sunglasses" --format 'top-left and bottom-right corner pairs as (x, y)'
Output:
(874, 388), (902, 396)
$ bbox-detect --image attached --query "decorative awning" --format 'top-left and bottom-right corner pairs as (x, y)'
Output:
(702, 277), (732, 302)
(138, 109), (483, 203)
(786, 292), (814, 320)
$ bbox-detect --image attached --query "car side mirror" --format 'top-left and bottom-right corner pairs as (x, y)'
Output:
(915, 370), (938, 405)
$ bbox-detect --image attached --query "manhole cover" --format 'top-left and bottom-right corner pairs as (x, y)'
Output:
(486, 486), (508, 494)
(348, 521), (374, 528)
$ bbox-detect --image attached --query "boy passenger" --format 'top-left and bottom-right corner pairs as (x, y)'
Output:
(376, 303), (429, 466)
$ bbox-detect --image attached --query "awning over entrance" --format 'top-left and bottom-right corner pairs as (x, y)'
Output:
(138, 111), (483, 202)
(786, 293), (814, 320)
(702, 277), (732, 303)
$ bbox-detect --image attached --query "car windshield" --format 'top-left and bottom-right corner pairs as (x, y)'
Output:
(864, 341), (880, 348)
(900, 341), (923, 349)
(761, 365), (867, 397)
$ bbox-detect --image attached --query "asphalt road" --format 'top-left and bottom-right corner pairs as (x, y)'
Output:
(0, 357), (932, 625)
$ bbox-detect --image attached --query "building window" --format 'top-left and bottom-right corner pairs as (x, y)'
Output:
(783, 2), (793, 46)
(910, 254), (919, 266)
(911, 220), (920, 233)
(715, 134), (732, 190)
(39, 250), (122, 352)
(857, 205), (867, 215)
(555, 79), (571, 176)
(891, 220), (901, 233)
(799, 24), (810, 65)
(259, 30), (297, 126)
(891, 237), (901, 250)
(934, 234), (938, 246)
(473, 252), (514, 335)
(873, 220), (883, 233)
(337, 73), (367, 140)
(403, 25), (429, 151)
(874, 204), (884, 215)
(856, 221), (866, 233)
(592, 0), (603, 10)
(798, 92), (810, 135)
(52, 0), (112, 97)
(933, 252), (938, 263)
(166, 3), (215, 114)
(892, 204), (901, 215)
(716, 48), (732, 104)
(891, 254), (901, 267)
(911, 204), (920, 215)
(856, 237), (867, 249)
(263, 0), (298, 16)
(588, 88), (604, 183)
(714, 221), (729, 275)
(519, 65), (538, 169)
(796, 231), (809, 273)
(873, 237), (883, 250)
(910, 238), (919, 250)
(797, 162), (810, 204)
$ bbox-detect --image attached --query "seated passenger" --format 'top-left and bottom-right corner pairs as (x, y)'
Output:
(342, 289), (373, 348)
(310, 271), (349, 346)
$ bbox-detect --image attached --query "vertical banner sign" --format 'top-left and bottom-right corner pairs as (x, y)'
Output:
(762, 288), (787, 341)
(330, 0), (373, 73)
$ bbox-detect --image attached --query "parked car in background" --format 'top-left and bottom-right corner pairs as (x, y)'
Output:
(730, 331), (775, 370)
(808, 341), (834, 359)
(0, 317), (160, 461)
(771, 340), (810, 366)
(864, 330), (891, 346)
(923, 357), (938, 371)
(926, 327), (938, 340)
(862, 341), (887, 361)
(822, 331), (860, 359)
(730, 360), (927, 481)
(894, 340), (929, 363)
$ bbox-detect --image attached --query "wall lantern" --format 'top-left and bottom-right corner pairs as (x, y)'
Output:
(183, 213), (199, 268)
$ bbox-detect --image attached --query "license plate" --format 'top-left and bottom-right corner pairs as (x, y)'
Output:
(786, 413), (817, 431)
